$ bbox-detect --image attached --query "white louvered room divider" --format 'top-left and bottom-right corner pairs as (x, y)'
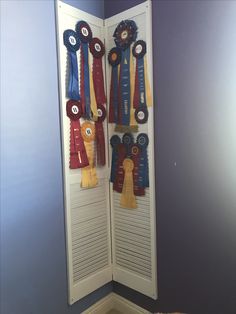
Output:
(56, 0), (157, 305)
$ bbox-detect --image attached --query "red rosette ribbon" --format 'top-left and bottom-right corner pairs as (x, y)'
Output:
(66, 100), (89, 169)
(89, 38), (106, 106)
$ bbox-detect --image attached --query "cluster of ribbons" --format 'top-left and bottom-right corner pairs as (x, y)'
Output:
(63, 21), (107, 188)
(110, 133), (149, 209)
(66, 100), (106, 188)
(108, 20), (152, 131)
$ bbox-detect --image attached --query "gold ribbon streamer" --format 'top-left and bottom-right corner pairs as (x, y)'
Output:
(81, 122), (98, 188)
(89, 52), (98, 121)
(120, 158), (137, 209)
(144, 55), (152, 107)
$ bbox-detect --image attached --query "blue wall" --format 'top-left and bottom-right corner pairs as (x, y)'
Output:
(62, 0), (104, 18)
(0, 1), (112, 314)
(105, 0), (236, 313)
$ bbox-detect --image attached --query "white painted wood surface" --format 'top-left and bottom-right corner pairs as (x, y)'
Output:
(56, 1), (112, 304)
(105, 0), (157, 300)
(56, 0), (157, 304)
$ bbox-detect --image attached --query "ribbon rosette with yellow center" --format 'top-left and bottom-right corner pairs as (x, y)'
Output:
(80, 121), (98, 188)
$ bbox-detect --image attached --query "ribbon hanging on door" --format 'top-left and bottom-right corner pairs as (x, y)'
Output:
(122, 132), (134, 157)
(81, 121), (98, 188)
(89, 38), (106, 108)
(132, 40), (152, 124)
(95, 104), (106, 166)
(110, 135), (121, 183)
(120, 158), (137, 209)
(108, 47), (122, 124)
(136, 133), (149, 188)
(63, 30), (81, 100)
(66, 100), (89, 169)
(131, 144), (145, 196)
(113, 20), (138, 132)
(76, 21), (93, 119)
(113, 142), (127, 193)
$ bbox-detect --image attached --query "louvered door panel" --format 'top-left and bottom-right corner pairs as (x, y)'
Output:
(56, 2), (112, 305)
(114, 191), (152, 279)
(105, 1), (158, 300)
(71, 180), (110, 283)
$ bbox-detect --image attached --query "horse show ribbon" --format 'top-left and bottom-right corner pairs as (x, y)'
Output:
(108, 47), (122, 123)
(89, 50), (98, 121)
(89, 38), (106, 108)
(113, 143), (127, 193)
(133, 40), (151, 124)
(113, 20), (137, 128)
(137, 133), (149, 188)
(81, 121), (98, 188)
(131, 144), (145, 196)
(129, 47), (137, 127)
(63, 30), (81, 100)
(120, 158), (137, 209)
(66, 100), (89, 169)
(76, 21), (93, 119)
(110, 135), (121, 183)
(95, 105), (106, 166)
(122, 132), (134, 157)
(119, 47), (131, 126)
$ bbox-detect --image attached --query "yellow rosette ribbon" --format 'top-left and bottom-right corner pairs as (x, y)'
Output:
(120, 158), (137, 209)
(81, 121), (98, 188)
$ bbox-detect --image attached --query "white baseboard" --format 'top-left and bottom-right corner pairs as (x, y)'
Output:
(83, 292), (150, 314)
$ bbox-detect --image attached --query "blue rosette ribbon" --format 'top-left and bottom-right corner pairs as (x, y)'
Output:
(113, 20), (138, 126)
(137, 133), (149, 188)
(63, 29), (81, 100)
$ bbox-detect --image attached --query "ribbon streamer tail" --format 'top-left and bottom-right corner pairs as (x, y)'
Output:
(144, 55), (152, 107)
(90, 54), (98, 121)
(109, 69), (115, 123)
(68, 51), (80, 100)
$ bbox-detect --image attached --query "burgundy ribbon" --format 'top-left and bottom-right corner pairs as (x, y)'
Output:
(93, 58), (106, 106)
(66, 100), (89, 169)
(89, 38), (106, 107)
(113, 143), (127, 193)
(109, 72), (115, 122)
(70, 120), (89, 169)
(108, 47), (121, 124)
(95, 123), (105, 166)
